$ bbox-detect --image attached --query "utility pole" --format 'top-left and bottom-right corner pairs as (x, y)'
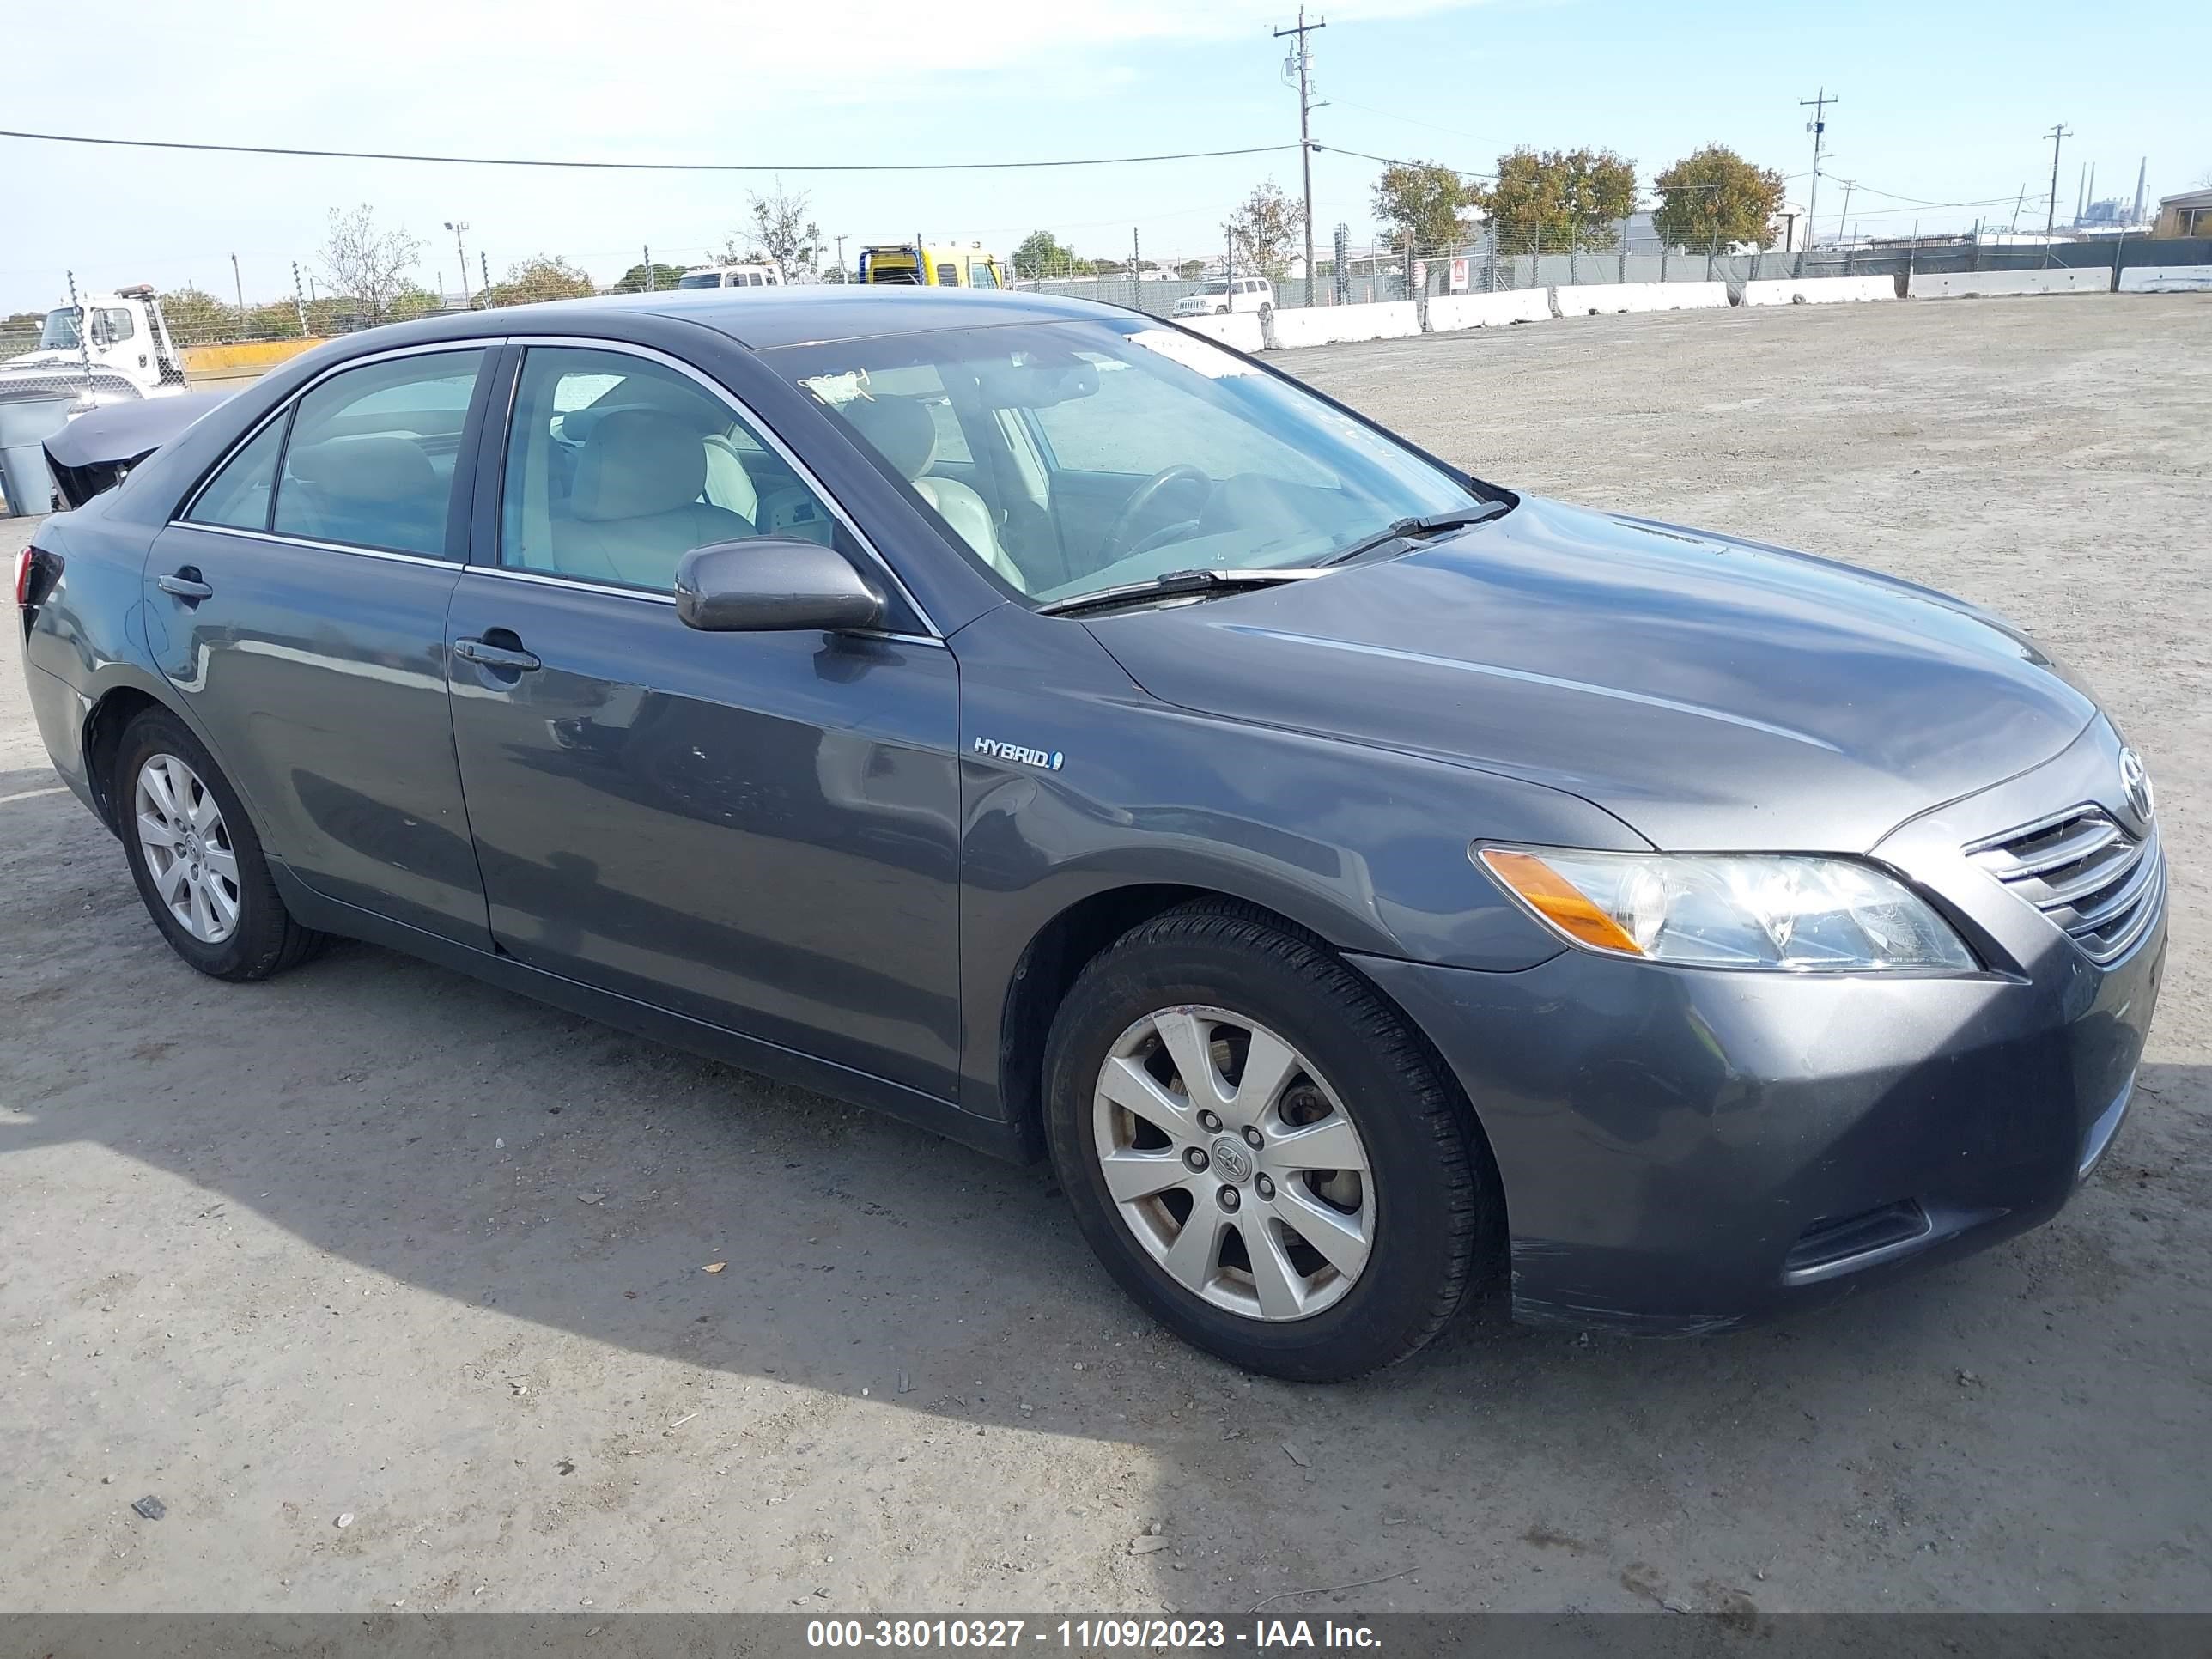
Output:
(2042, 124), (2072, 248)
(2009, 184), (2027, 234)
(1835, 179), (1856, 247)
(230, 252), (246, 340)
(445, 221), (471, 307)
(1797, 88), (1837, 268)
(1275, 9), (1326, 308)
(835, 234), (847, 281)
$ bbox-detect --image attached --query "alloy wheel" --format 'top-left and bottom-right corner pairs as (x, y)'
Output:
(1091, 1005), (1373, 1321)
(134, 753), (241, 945)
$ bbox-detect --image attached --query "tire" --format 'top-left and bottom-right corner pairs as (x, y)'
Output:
(1043, 902), (1495, 1381)
(113, 706), (324, 981)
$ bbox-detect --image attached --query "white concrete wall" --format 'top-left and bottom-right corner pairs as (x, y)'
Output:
(1908, 269), (2112, 299)
(1554, 281), (1730, 316)
(1266, 301), (1424, 349)
(1740, 275), (1898, 307)
(2118, 266), (2212, 294)
(1175, 313), (1267, 352)
(1425, 288), (1556, 332)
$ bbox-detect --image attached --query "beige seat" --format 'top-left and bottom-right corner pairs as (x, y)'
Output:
(840, 397), (1024, 589)
(548, 410), (751, 588)
(701, 433), (760, 524)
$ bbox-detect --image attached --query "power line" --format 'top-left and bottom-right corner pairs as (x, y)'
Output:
(0, 127), (1298, 174)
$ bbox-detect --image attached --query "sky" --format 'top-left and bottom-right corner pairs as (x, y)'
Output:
(3, 0), (2206, 313)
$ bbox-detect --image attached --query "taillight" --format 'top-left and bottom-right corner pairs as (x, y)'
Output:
(12, 545), (31, 609)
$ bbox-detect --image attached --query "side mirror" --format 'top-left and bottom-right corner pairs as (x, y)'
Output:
(674, 538), (886, 634)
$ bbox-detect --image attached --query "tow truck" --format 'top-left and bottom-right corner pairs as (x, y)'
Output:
(1, 284), (191, 405)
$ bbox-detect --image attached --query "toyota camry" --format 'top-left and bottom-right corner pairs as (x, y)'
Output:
(15, 288), (2165, 1378)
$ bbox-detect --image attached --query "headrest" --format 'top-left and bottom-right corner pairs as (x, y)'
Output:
(841, 396), (935, 481)
(568, 410), (707, 521)
(286, 435), (437, 503)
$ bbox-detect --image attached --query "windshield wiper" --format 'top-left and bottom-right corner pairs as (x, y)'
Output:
(1036, 566), (1332, 618)
(1323, 500), (1512, 565)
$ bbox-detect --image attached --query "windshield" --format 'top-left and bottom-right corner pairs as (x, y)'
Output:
(39, 307), (82, 350)
(1196, 283), (1231, 295)
(763, 319), (1480, 605)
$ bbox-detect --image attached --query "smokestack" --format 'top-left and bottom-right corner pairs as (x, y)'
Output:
(2087, 162), (2097, 218)
(2075, 163), (2087, 223)
(2133, 158), (2147, 223)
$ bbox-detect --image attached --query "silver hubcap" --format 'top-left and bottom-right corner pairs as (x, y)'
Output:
(134, 753), (240, 945)
(1092, 1006), (1374, 1322)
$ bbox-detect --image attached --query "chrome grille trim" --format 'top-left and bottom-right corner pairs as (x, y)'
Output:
(1966, 805), (2164, 967)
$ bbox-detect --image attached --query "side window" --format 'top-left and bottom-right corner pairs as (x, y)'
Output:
(184, 415), (287, 532)
(935, 264), (958, 287)
(98, 307), (137, 344)
(970, 263), (999, 290)
(271, 349), (483, 556)
(500, 345), (846, 592)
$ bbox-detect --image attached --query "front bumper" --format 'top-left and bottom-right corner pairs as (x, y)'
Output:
(1355, 720), (2167, 1334)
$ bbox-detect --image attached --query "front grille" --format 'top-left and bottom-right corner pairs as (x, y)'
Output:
(1966, 805), (2164, 965)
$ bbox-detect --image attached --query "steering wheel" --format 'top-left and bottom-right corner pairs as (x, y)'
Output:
(1100, 464), (1212, 562)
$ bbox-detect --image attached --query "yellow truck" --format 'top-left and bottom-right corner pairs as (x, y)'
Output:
(857, 242), (1006, 289)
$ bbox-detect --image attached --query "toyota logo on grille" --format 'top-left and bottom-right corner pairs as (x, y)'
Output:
(2119, 748), (2155, 824)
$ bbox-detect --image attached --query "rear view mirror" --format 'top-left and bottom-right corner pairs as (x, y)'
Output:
(675, 538), (886, 634)
(975, 356), (1100, 408)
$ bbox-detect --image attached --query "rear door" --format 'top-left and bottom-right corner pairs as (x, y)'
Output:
(443, 341), (963, 1098)
(147, 344), (495, 944)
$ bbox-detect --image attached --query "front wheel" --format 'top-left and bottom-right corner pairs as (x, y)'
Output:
(1043, 904), (1497, 1381)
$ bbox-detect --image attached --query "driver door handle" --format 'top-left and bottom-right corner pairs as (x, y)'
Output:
(156, 569), (214, 603)
(453, 635), (543, 672)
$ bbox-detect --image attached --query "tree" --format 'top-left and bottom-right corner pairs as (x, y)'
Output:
(732, 179), (825, 282)
(157, 284), (235, 345)
(1226, 178), (1305, 281)
(608, 261), (690, 294)
(1372, 160), (1476, 257)
(1476, 148), (1638, 252)
(1176, 259), (1206, 280)
(481, 255), (596, 309)
(317, 204), (427, 325)
(1012, 229), (1081, 277)
(1652, 145), (1784, 252)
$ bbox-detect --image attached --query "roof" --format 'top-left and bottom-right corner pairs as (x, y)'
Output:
(2156, 186), (2212, 210)
(461, 284), (1132, 351)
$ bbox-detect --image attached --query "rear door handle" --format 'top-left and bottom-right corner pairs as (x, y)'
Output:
(156, 569), (213, 603)
(453, 635), (543, 672)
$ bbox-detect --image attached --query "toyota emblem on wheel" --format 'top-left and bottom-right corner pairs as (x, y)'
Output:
(2119, 747), (2154, 824)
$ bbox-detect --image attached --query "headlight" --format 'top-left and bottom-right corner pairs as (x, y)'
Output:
(1477, 846), (1975, 972)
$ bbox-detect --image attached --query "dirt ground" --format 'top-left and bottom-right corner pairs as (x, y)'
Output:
(3, 295), (2207, 1616)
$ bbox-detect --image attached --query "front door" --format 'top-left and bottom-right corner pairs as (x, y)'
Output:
(444, 343), (963, 1099)
(147, 345), (493, 945)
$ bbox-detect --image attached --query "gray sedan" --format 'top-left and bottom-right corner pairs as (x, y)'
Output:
(15, 288), (2164, 1378)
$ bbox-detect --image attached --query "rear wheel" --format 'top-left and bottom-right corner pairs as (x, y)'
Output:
(114, 708), (323, 981)
(1044, 903), (1495, 1381)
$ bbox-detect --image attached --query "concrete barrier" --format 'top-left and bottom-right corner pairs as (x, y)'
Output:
(1175, 312), (1266, 353)
(1425, 288), (1556, 332)
(1554, 280), (1729, 316)
(1266, 301), (1423, 349)
(2118, 266), (2212, 294)
(1908, 269), (2111, 299)
(1740, 275), (1897, 307)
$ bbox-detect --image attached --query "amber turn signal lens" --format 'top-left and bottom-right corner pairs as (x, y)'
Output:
(1478, 848), (1645, 956)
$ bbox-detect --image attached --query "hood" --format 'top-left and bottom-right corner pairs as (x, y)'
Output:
(1082, 496), (2097, 852)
